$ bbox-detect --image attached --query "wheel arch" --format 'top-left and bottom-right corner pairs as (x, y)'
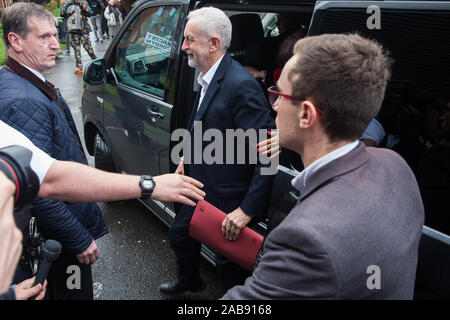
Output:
(84, 121), (100, 156)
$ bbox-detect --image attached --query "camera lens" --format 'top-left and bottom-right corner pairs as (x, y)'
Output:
(0, 145), (39, 211)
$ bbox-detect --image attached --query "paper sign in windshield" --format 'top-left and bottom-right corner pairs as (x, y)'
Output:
(145, 32), (172, 54)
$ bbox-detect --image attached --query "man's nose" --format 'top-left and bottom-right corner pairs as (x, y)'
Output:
(181, 39), (188, 51)
(50, 36), (59, 49)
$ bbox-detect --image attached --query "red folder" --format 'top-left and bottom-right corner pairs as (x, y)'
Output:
(189, 200), (264, 271)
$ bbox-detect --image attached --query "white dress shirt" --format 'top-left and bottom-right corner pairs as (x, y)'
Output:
(196, 54), (225, 110)
(22, 64), (46, 82)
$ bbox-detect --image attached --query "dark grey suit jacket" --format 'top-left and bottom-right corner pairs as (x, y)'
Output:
(222, 144), (424, 299)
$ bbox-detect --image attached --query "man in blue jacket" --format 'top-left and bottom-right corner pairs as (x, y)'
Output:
(0, 2), (103, 300)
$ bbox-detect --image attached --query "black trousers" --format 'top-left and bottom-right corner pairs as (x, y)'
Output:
(100, 10), (109, 36)
(46, 251), (93, 300)
(169, 205), (202, 287)
(169, 205), (250, 287)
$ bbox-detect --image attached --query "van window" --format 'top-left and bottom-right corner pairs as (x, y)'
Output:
(113, 5), (181, 99)
(225, 11), (311, 91)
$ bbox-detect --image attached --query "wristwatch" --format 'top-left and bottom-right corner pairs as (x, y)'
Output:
(139, 175), (155, 200)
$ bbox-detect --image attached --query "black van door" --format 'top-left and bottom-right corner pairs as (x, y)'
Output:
(100, 0), (190, 223)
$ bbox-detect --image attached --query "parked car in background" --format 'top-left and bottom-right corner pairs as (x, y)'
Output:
(82, 0), (450, 299)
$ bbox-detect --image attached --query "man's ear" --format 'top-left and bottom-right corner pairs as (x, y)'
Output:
(7, 32), (23, 53)
(208, 36), (221, 53)
(298, 100), (319, 129)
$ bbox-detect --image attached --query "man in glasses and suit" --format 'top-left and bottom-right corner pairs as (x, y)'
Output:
(159, 7), (275, 295)
(222, 34), (424, 299)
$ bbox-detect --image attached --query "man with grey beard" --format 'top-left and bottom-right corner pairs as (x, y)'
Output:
(159, 7), (275, 295)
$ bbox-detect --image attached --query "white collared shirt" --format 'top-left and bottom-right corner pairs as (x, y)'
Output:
(196, 54), (225, 110)
(21, 63), (46, 83)
(292, 140), (360, 190)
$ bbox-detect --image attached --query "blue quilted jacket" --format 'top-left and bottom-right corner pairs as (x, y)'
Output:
(0, 63), (108, 254)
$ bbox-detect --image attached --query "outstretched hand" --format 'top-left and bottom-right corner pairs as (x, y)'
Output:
(152, 174), (205, 206)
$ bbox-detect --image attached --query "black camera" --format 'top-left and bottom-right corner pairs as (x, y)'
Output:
(0, 145), (40, 211)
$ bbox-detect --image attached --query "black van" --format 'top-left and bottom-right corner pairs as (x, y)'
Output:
(81, 0), (450, 299)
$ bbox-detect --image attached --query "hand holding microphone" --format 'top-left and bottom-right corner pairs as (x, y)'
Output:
(26, 239), (61, 300)
(15, 277), (47, 300)
(33, 239), (62, 286)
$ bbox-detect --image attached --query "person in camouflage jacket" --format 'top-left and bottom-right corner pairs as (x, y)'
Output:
(61, 0), (97, 74)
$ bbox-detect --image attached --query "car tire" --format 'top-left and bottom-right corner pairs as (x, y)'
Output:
(94, 133), (116, 172)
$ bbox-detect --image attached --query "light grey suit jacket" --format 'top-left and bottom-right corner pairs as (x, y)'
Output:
(222, 143), (424, 299)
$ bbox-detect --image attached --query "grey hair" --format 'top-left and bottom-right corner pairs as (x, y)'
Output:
(2, 2), (54, 47)
(187, 7), (232, 50)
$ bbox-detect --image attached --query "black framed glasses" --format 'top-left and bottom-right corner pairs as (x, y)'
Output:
(267, 85), (323, 114)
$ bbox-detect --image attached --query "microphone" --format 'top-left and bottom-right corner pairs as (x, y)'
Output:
(32, 239), (62, 286)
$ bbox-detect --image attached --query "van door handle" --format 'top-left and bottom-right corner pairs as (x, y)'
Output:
(147, 109), (164, 121)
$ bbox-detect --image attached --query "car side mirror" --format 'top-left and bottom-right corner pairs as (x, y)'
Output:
(83, 59), (106, 85)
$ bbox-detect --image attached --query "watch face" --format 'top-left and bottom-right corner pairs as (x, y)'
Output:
(142, 180), (154, 189)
